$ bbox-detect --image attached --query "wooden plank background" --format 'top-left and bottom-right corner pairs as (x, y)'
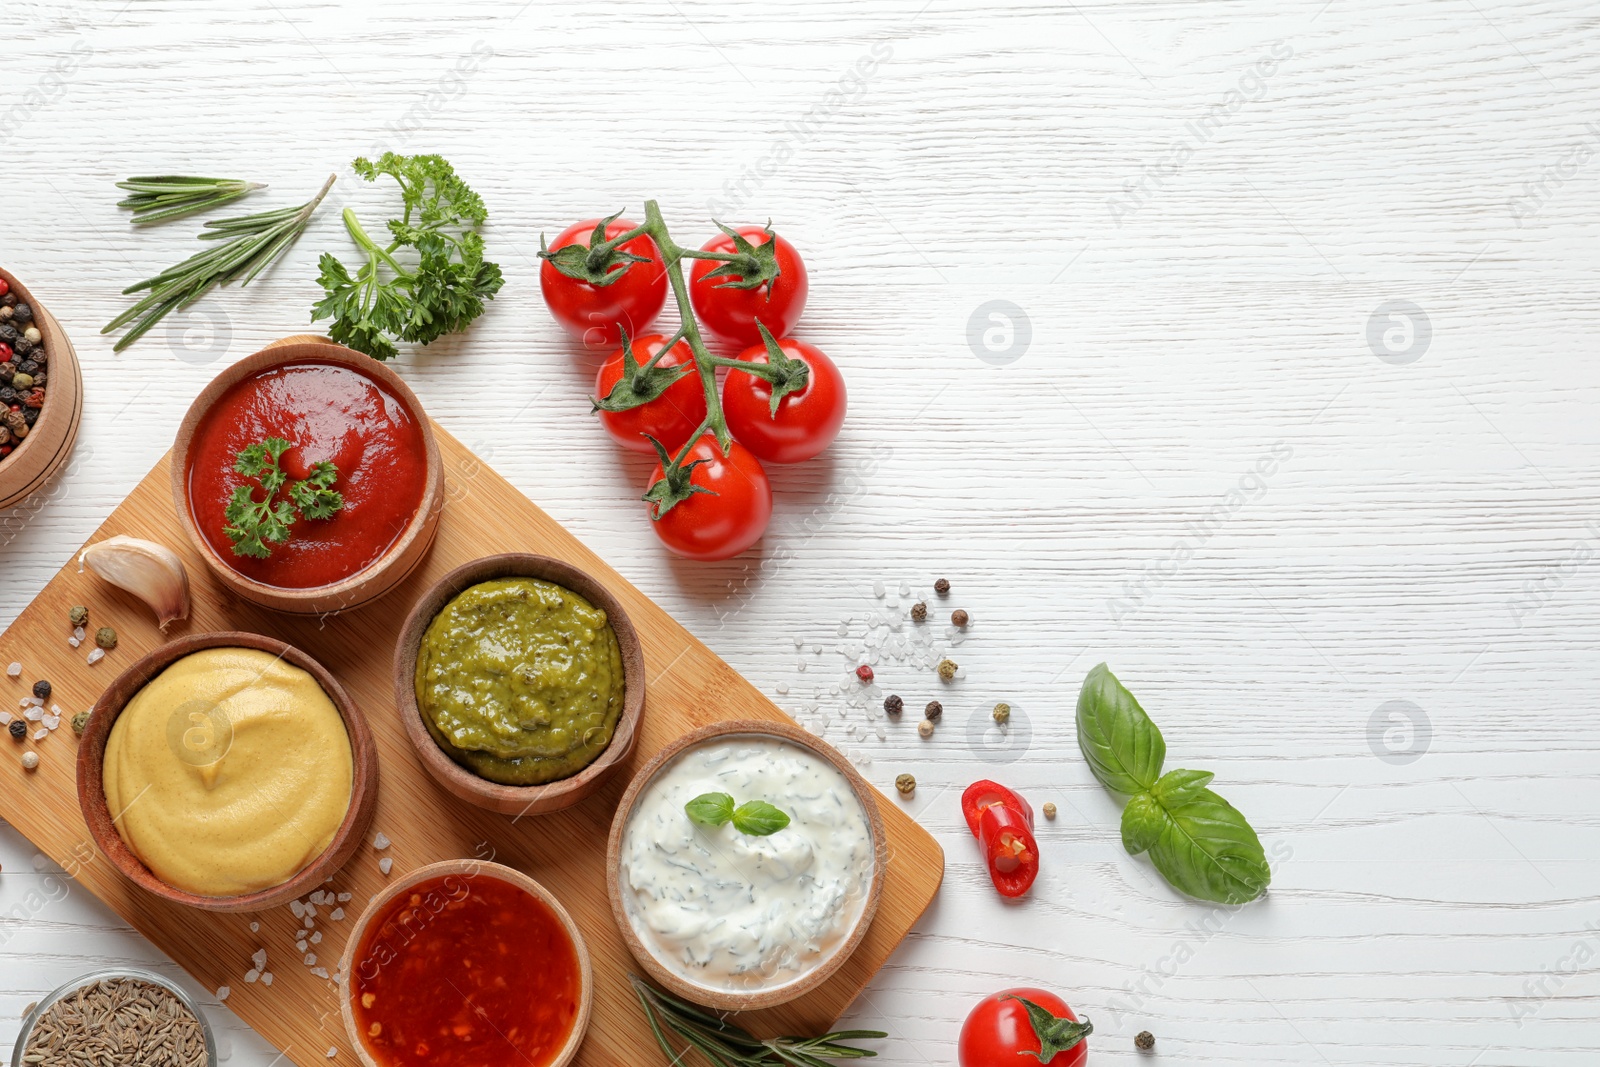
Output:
(4, 0), (1600, 1064)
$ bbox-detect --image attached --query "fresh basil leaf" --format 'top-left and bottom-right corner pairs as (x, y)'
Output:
(731, 800), (791, 836)
(1120, 792), (1165, 855)
(1075, 663), (1165, 795)
(1152, 767), (1215, 807)
(1145, 786), (1270, 905)
(684, 792), (734, 828)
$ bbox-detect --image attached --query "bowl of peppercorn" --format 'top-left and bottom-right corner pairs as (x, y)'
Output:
(0, 267), (82, 512)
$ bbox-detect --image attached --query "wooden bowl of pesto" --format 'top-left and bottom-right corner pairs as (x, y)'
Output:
(393, 553), (646, 816)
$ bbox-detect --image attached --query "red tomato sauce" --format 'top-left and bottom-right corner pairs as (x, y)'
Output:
(351, 873), (583, 1067)
(186, 361), (426, 589)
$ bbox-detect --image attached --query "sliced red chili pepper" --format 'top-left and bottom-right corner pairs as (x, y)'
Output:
(977, 802), (1040, 897)
(961, 779), (1033, 837)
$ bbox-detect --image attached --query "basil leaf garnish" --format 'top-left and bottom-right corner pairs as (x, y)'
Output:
(1075, 663), (1165, 794)
(685, 792), (735, 827)
(731, 800), (791, 837)
(1078, 665), (1271, 905)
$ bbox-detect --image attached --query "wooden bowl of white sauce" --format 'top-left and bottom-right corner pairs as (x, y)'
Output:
(605, 719), (887, 1011)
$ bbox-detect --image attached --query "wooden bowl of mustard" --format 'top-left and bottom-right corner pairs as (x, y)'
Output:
(393, 553), (646, 816)
(76, 631), (379, 912)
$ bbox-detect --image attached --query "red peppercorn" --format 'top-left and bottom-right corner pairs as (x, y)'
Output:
(23, 389), (44, 409)
(0, 343), (10, 361)
(855, 664), (874, 683)
(0, 279), (9, 298)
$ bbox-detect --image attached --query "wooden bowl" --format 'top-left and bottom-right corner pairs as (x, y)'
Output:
(75, 631), (379, 912)
(0, 267), (83, 512)
(169, 340), (443, 616)
(605, 719), (888, 1011)
(393, 553), (646, 816)
(337, 859), (592, 1067)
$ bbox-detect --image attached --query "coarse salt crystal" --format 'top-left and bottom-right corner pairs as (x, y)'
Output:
(244, 970), (260, 984)
(67, 637), (81, 649)
(304, 916), (315, 929)
(873, 580), (885, 597)
(337, 892), (352, 902)
(249, 922), (259, 933)
(330, 908), (345, 920)
(792, 636), (804, 648)
(310, 931), (322, 944)
(73, 627), (85, 642)
(261, 972), (273, 986)
(6, 662), (19, 677)
(899, 581), (911, 596)
(216, 986), (230, 1001)
(775, 683), (788, 695)
(32, 728), (47, 740)
(27, 696), (43, 707)
(372, 832), (390, 850)
(304, 953), (317, 966)
(297, 939), (308, 953)
(312, 968), (330, 981)
(252, 949), (268, 969)
(326, 1044), (337, 1057)
(42, 714), (59, 731)
(87, 649), (105, 666)
(378, 858), (393, 875)
(305, 903), (317, 918)
(290, 900), (305, 918)
(0, 712), (10, 725)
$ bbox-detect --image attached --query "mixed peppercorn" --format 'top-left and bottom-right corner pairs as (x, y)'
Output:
(0, 279), (47, 462)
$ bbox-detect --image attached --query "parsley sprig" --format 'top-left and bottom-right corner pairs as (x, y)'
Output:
(223, 438), (345, 559)
(312, 153), (503, 361)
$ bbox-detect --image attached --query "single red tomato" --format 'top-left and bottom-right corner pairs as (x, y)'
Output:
(961, 780), (1034, 837)
(646, 436), (772, 561)
(722, 338), (846, 464)
(594, 335), (708, 454)
(540, 217), (667, 350)
(978, 802), (1040, 898)
(959, 988), (1091, 1067)
(688, 226), (807, 347)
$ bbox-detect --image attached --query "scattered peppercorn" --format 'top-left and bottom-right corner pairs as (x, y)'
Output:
(951, 609), (969, 628)
(933, 578), (950, 596)
(895, 773), (916, 795)
(1043, 802), (1057, 819)
(992, 702), (1010, 724)
(1135, 1031), (1155, 1051)
(937, 658), (958, 682)
(13, 303), (32, 324)
(68, 605), (88, 628)
(884, 694), (903, 715)
(71, 710), (89, 737)
(855, 664), (874, 683)
(94, 627), (118, 650)
(21, 751), (39, 771)
(924, 700), (943, 722)
(910, 601), (927, 623)
(31, 680), (50, 701)
(8, 720), (25, 741)
(917, 720), (934, 739)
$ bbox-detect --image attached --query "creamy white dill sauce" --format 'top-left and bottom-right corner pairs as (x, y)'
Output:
(620, 735), (875, 992)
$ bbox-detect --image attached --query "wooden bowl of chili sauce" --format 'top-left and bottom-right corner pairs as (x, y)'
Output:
(338, 859), (592, 1067)
(171, 341), (442, 616)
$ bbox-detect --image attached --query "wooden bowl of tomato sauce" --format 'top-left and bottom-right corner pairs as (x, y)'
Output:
(171, 339), (442, 616)
(338, 859), (592, 1067)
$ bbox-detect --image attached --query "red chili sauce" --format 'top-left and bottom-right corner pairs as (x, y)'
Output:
(186, 361), (426, 589)
(350, 873), (583, 1067)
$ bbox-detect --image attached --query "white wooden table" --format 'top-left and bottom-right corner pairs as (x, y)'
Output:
(4, 1), (1598, 1063)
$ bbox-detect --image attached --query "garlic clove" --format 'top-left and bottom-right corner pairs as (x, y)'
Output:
(79, 535), (191, 630)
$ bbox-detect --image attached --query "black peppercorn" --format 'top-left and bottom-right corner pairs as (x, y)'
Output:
(1, 292), (15, 307)
(22, 407), (37, 427)
(934, 578), (950, 596)
(32, 680), (50, 700)
(12, 336), (32, 357)
(884, 694), (903, 715)
(7, 720), (24, 741)
(0, 324), (16, 344)
(910, 601), (927, 623)
(924, 700), (943, 721)
(0, 362), (13, 383)
(0, 388), (15, 406)
(17, 359), (38, 376)
(1135, 1031), (1155, 1051)
(13, 304), (32, 324)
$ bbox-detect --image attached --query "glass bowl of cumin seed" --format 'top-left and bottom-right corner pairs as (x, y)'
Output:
(12, 967), (216, 1067)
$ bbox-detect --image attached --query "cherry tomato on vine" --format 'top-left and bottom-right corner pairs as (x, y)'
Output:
(594, 335), (708, 455)
(646, 436), (772, 561)
(722, 338), (846, 465)
(959, 988), (1091, 1067)
(688, 226), (808, 347)
(540, 217), (667, 350)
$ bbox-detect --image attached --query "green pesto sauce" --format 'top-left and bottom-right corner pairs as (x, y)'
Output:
(415, 577), (625, 786)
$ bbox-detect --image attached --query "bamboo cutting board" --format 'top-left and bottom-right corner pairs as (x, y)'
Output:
(0, 425), (944, 1066)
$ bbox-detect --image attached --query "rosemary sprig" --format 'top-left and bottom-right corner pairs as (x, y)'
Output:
(630, 975), (884, 1067)
(103, 174), (336, 352)
(116, 175), (265, 225)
